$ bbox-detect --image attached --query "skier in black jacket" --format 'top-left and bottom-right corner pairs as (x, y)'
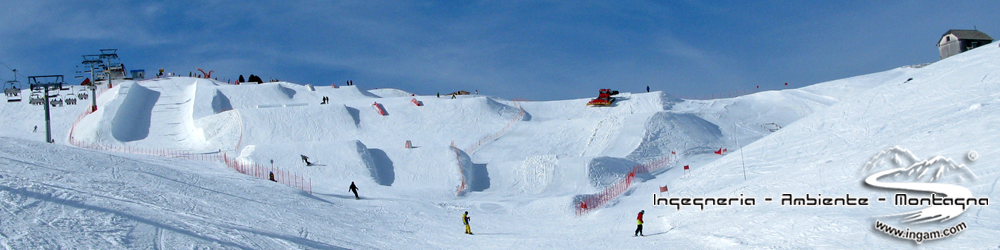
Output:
(349, 182), (359, 199)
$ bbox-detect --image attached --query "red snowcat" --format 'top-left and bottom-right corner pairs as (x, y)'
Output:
(586, 89), (619, 106)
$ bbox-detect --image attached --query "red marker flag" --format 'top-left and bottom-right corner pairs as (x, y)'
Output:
(659, 185), (668, 192)
(684, 165), (690, 170)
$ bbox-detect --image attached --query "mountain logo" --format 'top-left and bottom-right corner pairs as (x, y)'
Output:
(861, 146), (988, 243)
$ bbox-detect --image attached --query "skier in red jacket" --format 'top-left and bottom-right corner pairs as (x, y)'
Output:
(634, 210), (644, 236)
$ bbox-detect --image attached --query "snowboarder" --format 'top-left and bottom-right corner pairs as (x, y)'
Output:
(451, 94), (456, 99)
(269, 171), (276, 182)
(349, 182), (359, 199)
(634, 210), (644, 236)
(301, 155), (312, 166)
(646, 86), (650, 92)
(463, 211), (473, 235)
(437, 92), (440, 98)
(33, 126), (37, 133)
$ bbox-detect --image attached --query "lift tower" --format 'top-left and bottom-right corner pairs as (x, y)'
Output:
(28, 75), (64, 143)
(82, 54), (103, 111)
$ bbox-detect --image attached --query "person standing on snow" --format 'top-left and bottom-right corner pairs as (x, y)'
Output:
(463, 211), (473, 235)
(349, 182), (359, 199)
(634, 210), (644, 236)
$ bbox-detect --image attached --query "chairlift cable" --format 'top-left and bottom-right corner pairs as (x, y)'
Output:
(0, 59), (28, 79)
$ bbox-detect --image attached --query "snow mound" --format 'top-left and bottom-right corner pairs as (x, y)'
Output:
(511, 154), (559, 195)
(237, 103), (359, 146)
(110, 82), (159, 142)
(367, 88), (415, 98)
(626, 112), (723, 161)
(586, 156), (640, 188)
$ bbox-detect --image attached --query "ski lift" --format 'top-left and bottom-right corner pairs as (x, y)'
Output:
(64, 86), (77, 105)
(77, 85), (89, 100)
(29, 92), (44, 105)
(5, 69), (22, 102)
(4, 85), (20, 102)
(28, 80), (60, 106)
(74, 66), (84, 79)
(49, 98), (63, 107)
(4, 81), (21, 102)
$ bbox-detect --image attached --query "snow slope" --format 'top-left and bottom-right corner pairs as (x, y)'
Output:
(1, 43), (997, 248)
(606, 44), (1000, 247)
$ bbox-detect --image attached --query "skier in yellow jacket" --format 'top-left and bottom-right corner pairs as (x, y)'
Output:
(634, 210), (644, 236)
(463, 211), (473, 235)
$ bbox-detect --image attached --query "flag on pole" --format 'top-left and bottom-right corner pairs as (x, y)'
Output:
(659, 185), (668, 192)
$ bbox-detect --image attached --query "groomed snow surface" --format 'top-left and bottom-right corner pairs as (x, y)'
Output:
(2, 44), (999, 248)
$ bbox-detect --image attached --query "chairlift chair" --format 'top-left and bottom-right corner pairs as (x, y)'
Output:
(29, 93), (44, 105)
(63, 86), (77, 105)
(77, 87), (89, 100)
(4, 89), (21, 102)
(74, 66), (84, 79)
(4, 81), (21, 102)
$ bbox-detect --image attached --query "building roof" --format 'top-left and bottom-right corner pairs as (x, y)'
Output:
(943, 29), (993, 41)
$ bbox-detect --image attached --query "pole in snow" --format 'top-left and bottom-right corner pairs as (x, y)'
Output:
(736, 128), (747, 181)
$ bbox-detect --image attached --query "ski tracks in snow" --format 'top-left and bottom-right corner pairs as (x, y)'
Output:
(580, 116), (621, 157)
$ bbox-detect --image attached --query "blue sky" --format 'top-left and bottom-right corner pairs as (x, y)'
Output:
(0, 1), (997, 101)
